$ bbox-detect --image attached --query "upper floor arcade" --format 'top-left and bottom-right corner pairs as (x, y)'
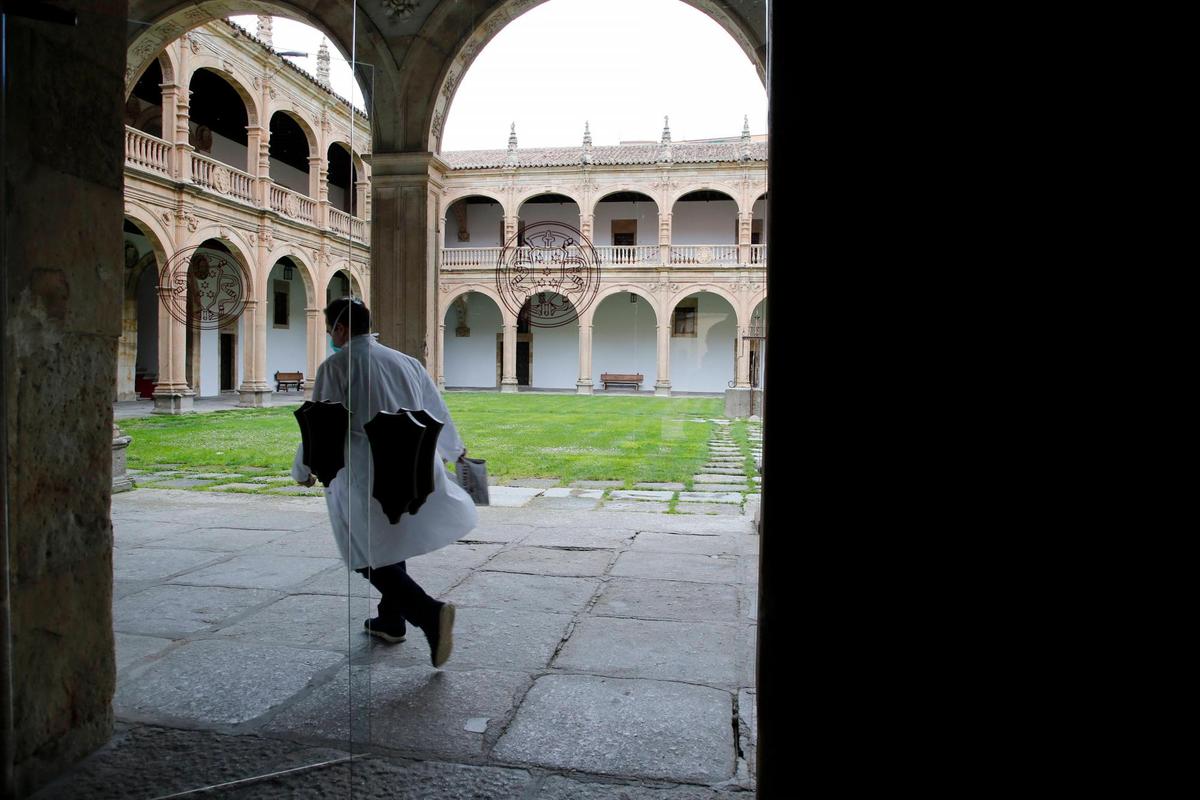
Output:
(123, 18), (372, 244)
(436, 122), (768, 272)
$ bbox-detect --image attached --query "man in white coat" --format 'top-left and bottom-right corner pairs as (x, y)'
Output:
(292, 298), (478, 668)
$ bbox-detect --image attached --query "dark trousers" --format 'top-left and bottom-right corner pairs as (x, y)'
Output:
(356, 561), (439, 632)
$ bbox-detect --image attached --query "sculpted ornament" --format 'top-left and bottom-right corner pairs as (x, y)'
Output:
(283, 193), (297, 218)
(260, 228), (274, 249)
(382, 0), (420, 19)
(212, 166), (230, 194)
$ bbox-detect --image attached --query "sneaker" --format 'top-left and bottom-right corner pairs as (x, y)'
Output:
(422, 602), (455, 668)
(364, 617), (406, 643)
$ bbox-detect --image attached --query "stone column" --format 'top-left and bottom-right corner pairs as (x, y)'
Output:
(735, 323), (751, 387)
(238, 248), (271, 406)
(367, 152), (446, 362)
(355, 179), (369, 221)
(437, 322), (447, 390)
(501, 317), (519, 392)
(310, 155), (327, 227)
(112, 424), (134, 493)
(655, 321), (672, 397)
(738, 212), (753, 265)
(579, 212), (594, 243)
(576, 321), (594, 394)
(504, 214), (519, 245)
(659, 211), (672, 266)
(154, 212), (195, 413)
(245, 124), (267, 202)
(305, 306), (322, 398)
(115, 294), (138, 401)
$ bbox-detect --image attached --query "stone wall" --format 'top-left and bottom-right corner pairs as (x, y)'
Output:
(2, 2), (126, 794)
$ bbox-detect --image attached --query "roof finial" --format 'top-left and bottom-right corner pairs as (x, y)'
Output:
(256, 15), (273, 47)
(507, 122), (519, 165)
(740, 114), (752, 161)
(316, 39), (331, 88)
(661, 115), (671, 145)
(581, 121), (593, 165)
(659, 115), (673, 163)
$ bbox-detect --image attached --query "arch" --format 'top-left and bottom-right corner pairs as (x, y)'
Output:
(443, 188), (508, 216)
(515, 189), (585, 213)
(440, 284), (507, 319)
(668, 185), (741, 212)
(122, 202), (174, 266)
(592, 188), (660, 218)
(325, 263), (367, 304)
(581, 285), (661, 327)
(189, 60), (261, 126)
(419, 0), (766, 153)
(666, 284), (743, 327)
(184, 227), (256, 297)
(265, 243), (319, 303)
(269, 108), (319, 158)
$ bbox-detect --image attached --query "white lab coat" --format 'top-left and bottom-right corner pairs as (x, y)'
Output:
(291, 334), (478, 570)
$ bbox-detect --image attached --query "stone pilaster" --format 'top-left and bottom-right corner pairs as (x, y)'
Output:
(655, 321), (672, 396)
(576, 322), (594, 394)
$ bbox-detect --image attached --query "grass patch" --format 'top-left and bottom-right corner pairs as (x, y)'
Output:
(121, 393), (724, 487)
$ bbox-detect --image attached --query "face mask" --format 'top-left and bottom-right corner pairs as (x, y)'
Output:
(329, 336), (341, 353)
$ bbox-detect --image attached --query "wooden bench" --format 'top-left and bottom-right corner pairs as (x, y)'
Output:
(600, 372), (644, 391)
(275, 371), (305, 392)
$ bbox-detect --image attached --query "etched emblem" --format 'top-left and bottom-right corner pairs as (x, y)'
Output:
(157, 247), (250, 330)
(495, 221), (600, 328)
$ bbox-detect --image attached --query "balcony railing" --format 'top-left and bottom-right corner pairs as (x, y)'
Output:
(190, 152), (255, 204)
(125, 126), (368, 246)
(670, 244), (739, 265)
(269, 184), (316, 225)
(124, 127), (171, 176)
(329, 207), (369, 243)
(441, 243), (765, 270)
(595, 245), (658, 266)
(442, 246), (504, 268)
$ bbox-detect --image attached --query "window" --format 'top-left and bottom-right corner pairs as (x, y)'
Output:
(273, 279), (289, 328)
(612, 219), (637, 246)
(672, 298), (698, 337)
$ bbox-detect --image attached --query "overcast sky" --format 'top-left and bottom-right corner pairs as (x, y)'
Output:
(233, 0), (766, 151)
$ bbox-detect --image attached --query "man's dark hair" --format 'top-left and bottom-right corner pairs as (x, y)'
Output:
(325, 297), (371, 336)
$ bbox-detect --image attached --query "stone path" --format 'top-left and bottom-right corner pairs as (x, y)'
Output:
(32, 486), (759, 799)
(128, 420), (766, 521)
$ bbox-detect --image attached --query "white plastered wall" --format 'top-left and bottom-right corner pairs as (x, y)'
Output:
(264, 262), (310, 383)
(668, 293), (737, 392)
(591, 293), (658, 387)
(671, 198), (738, 244)
(442, 293), (502, 387)
(593, 201), (659, 246)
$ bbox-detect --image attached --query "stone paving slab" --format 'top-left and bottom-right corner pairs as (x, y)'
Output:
(688, 484), (747, 492)
(114, 632), (175, 672)
(248, 476), (294, 484)
(114, 584), (283, 638)
(148, 478), (218, 489)
(446, 570), (599, 615)
(570, 480), (624, 489)
(113, 547), (227, 582)
(630, 532), (741, 557)
(416, 542), (504, 572)
(192, 472), (247, 480)
(492, 674), (735, 783)
(525, 495), (603, 511)
(554, 616), (739, 687)
(694, 471), (745, 480)
(297, 566), (381, 599)
(675, 503), (744, 516)
(610, 490), (674, 501)
(535, 776), (745, 799)
(459, 520), (534, 543)
(633, 482), (686, 490)
(611, 551), (738, 584)
(600, 500), (671, 513)
(112, 519), (201, 546)
(169, 554), (342, 591)
(489, 486), (544, 507)
(484, 546), (615, 577)
(215, 593), (357, 650)
(678, 492), (743, 504)
(145, 527), (290, 552)
(496, 478), (560, 489)
(591, 578), (740, 623)
(370, 606), (574, 672)
(212, 482), (269, 492)
(268, 485), (325, 496)
(265, 665), (530, 762)
(115, 639), (344, 726)
(520, 527), (636, 549)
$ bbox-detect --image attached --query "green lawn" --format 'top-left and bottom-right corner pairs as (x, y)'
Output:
(121, 393), (725, 488)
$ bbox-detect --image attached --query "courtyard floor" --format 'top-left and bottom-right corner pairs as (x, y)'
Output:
(33, 425), (762, 799)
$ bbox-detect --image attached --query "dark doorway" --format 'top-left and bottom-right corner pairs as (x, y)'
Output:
(220, 333), (235, 391)
(516, 340), (531, 386)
